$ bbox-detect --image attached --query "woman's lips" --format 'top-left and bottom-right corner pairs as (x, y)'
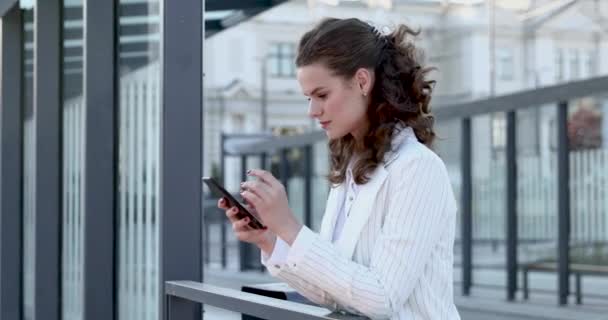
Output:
(320, 121), (331, 129)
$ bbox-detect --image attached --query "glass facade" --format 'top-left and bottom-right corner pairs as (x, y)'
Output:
(116, 1), (161, 319)
(20, 1), (35, 318)
(61, 0), (84, 319)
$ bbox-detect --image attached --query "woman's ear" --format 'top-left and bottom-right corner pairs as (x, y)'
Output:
(354, 68), (373, 96)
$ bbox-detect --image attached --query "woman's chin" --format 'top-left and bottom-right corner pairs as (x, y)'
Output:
(325, 129), (347, 141)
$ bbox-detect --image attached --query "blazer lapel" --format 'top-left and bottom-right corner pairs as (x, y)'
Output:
(335, 166), (388, 258)
(333, 125), (414, 258)
(319, 183), (345, 242)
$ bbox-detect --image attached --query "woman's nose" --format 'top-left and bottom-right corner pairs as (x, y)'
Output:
(308, 100), (322, 118)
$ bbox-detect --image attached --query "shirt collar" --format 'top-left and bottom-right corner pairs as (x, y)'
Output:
(383, 122), (415, 166)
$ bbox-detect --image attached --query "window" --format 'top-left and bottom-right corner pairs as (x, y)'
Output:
(569, 48), (579, 79)
(581, 50), (595, 78)
(496, 48), (514, 81)
(491, 113), (506, 155)
(268, 42), (295, 78)
(555, 48), (564, 82)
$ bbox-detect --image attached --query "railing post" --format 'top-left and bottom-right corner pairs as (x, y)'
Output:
(161, 0), (204, 319)
(220, 133), (227, 268)
(557, 100), (571, 305)
(260, 152), (268, 272)
(461, 117), (473, 296)
(83, 0), (116, 318)
(32, 1), (62, 318)
(261, 152), (268, 170)
(280, 149), (290, 195)
(505, 110), (518, 301)
(304, 145), (313, 227)
(240, 155), (250, 271)
(0, 6), (23, 320)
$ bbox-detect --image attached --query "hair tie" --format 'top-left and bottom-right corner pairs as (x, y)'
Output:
(369, 23), (389, 52)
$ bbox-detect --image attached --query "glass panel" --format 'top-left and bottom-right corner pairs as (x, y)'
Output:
(62, 0), (84, 319)
(516, 105), (558, 292)
(21, 1), (35, 318)
(117, 0), (161, 319)
(287, 147), (305, 224)
(472, 114), (506, 286)
(568, 95), (608, 266)
(312, 140), (330, 231)
(434, 120), (462, 271)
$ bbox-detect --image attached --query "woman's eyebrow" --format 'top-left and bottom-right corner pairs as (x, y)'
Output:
(307, 87), (325, 96)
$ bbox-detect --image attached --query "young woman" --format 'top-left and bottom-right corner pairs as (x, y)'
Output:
(219, 17), (460, 319)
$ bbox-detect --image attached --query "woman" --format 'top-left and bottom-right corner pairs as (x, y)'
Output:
(218, 17), (460, 319)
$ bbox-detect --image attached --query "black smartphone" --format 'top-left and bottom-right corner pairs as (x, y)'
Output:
(202, 177), (265, 230)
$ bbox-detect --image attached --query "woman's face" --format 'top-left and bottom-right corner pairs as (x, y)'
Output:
(297, 63), (371, 141)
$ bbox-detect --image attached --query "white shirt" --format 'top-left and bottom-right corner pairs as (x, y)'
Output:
(264, 162), (358, 266)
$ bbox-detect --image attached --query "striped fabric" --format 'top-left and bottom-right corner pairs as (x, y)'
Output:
(263, 126), (461, 320)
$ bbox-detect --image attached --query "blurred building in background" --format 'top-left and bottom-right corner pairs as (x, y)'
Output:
(202, 0), (608, 191)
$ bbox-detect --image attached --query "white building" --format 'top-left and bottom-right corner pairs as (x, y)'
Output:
(202, 0), (608, 192)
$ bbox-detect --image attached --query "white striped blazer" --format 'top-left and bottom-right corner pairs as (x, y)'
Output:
(264, 126), (460, 320)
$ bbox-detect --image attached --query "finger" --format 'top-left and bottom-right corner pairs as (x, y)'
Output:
(240, 190), (263, 209)
(225, 206), (241, 223)
(245, 202), (257, 212)
(218, 197), (229, 209)
(241, 180), (271, 199)
(247, 169), (280, 187)
(247, 228), (268, 237)
(233, 216), (251, 232)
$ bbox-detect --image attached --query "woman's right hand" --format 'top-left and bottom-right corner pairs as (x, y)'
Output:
(218, 197), (276, 254)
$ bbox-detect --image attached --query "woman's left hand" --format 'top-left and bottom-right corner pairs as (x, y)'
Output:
(240, 169), (303, 245)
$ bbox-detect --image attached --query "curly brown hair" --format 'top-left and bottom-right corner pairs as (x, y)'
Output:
(296, 18), (436, 185)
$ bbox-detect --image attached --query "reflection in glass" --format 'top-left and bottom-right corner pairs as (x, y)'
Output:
(568, 96), (608, 266)
(62, 1), (84, 319)
(116, 0), (161, 319)
(21, 2), (35, 319)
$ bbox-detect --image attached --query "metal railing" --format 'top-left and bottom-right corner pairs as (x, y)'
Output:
(165, 281), (366, 320)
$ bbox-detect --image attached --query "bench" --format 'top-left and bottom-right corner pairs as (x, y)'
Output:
(521, 262), (608, 304)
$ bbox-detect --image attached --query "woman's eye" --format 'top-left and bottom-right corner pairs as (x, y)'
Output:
(318, 93), (327, 99)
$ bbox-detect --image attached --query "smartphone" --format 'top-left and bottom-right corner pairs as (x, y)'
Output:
(202, 177), (265, 230)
